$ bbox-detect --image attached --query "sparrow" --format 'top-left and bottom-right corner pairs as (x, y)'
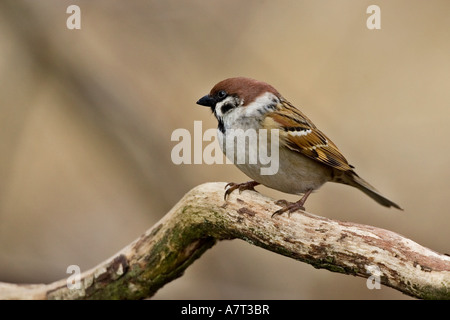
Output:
(197, 77), (402, 216)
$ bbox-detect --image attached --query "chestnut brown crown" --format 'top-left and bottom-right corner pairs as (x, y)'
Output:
(197, 77), (281, 108)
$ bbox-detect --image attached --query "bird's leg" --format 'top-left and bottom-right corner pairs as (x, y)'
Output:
(272, 189), (313, 218)
(224, 181), (260, 200)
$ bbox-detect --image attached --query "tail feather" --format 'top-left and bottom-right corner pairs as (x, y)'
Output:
(342, 171), (403, 210)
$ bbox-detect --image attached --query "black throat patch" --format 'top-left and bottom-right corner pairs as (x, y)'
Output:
(218, 118), (225, 134)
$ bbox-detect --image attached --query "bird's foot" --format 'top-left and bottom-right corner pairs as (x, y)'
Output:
(224, 181), (260, 200)
(272, 200), (306, 218)
(271, 189), (313, 218)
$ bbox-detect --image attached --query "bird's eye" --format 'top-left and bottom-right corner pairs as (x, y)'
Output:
(217, 90), (227, 100)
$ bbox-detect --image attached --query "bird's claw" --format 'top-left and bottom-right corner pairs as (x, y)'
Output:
(224, 181), (259, 200)
(271, 201), (306, 218)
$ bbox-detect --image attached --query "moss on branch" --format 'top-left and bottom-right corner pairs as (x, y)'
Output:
(0, 182), (449, 300)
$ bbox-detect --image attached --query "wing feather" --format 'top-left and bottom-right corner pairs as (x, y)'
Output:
(264, 100), (353, 172)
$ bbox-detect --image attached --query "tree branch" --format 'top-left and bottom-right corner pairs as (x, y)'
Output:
(1, 182), (449, 299)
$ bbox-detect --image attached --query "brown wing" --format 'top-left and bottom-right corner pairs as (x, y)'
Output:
(263, 100), (353, 172)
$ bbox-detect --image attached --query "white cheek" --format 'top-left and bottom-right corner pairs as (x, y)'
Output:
(221, 92), (279, 129)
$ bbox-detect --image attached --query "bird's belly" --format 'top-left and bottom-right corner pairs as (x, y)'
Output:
(234, 147), (331, 195)
(218, 128), (331, 195)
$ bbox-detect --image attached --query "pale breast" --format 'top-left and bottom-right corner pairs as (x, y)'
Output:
(218, 128), (332, 195)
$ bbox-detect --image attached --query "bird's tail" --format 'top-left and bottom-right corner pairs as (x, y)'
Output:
(341, 171), (403, 210)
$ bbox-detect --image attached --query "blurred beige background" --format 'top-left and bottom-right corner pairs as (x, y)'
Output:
(0, 0), (449, 299)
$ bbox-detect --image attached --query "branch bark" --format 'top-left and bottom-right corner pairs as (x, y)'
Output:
(1, 182), (449, 299)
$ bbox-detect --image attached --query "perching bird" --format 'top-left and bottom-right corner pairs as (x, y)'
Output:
(197, 77), (402, 216)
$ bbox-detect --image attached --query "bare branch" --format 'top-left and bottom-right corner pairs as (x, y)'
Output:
(1, 182), (449, 299)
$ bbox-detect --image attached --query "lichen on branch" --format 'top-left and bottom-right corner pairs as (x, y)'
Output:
(0, 182), (449, 300)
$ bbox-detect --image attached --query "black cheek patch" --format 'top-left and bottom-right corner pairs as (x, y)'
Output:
(220, 103), (234, 114)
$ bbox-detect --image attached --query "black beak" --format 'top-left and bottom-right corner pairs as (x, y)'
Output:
(196, 95), (215, 107)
